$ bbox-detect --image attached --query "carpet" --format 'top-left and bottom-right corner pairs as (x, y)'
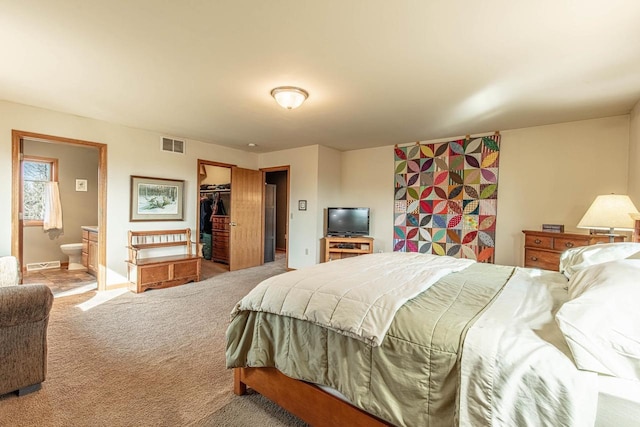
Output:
(0, 258), (307, 427)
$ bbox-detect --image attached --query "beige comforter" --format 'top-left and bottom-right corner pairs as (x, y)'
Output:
(230, 252), (474, 346)
(227, 258), (514, 426)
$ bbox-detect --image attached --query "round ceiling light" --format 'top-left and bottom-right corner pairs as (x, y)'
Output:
(270, 86), (309, 109)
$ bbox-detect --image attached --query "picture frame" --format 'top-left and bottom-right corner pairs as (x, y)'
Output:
(130, 175), (185, 221)
(542, 223), (564, 233)
(298, 200), (307, 211)
(75, 179), (88, 192)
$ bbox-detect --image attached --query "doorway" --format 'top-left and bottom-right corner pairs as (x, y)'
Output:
(197, 160), (264, 274)
(11, 130), (107, 291)
(263, 166), (290, 269)
(198, 161), (232, 276)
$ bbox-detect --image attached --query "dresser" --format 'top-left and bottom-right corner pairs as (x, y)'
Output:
(211, 215), (230, 264)
(522, 230), (624, 271)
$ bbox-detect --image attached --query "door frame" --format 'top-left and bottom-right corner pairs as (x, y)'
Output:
(196, 159), (236, 251)
(11, 130), (108, 291)
(261, 165), (290, 270)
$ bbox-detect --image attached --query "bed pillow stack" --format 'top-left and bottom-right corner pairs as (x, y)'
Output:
(559, 242), (640, 278)
(556, 258), (640, 381)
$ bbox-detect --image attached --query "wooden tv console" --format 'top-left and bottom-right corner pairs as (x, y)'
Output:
(321, 236), (374, 263)
(126, 229), (201, 293)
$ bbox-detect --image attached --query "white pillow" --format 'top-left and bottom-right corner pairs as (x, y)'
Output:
(627, 251), (640, 260)
(559, 242), (640, 278)
(556, 259), (640, 381)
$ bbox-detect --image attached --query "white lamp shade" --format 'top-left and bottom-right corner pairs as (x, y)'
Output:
(271, 87), (308, 109)
(577, 194), (640, 231)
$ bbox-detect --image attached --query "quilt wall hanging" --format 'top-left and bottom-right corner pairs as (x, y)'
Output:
(393, 134), (501, 262)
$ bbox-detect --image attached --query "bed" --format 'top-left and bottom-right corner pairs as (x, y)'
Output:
(226, 242), (640, 426)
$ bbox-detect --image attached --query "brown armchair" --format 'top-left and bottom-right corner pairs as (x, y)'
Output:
(0, 256), (54, 396)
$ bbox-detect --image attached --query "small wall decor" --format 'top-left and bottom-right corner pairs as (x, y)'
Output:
(298, 200), (307, 211)
(130, 175), (185, 221)
(75, 179), (88, 192)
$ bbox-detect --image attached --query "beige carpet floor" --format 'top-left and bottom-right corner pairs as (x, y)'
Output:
(0, 257), (307, 427)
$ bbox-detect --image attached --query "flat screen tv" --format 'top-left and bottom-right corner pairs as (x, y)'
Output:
(326, 207), (370, 237)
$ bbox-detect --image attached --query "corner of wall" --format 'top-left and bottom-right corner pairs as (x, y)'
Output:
(629, 100), (640, 205)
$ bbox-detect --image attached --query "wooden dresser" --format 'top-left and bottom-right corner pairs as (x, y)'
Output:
(211, 215), (230, 264)
(522, 230), (623, 271)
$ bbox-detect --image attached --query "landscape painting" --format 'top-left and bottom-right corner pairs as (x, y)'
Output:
(130, 176), (184, 221)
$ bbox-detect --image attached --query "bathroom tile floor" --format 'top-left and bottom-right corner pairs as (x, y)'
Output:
(23, 268), (97, 297)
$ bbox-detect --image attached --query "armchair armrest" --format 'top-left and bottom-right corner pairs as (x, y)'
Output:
(0, 285), (54, 328)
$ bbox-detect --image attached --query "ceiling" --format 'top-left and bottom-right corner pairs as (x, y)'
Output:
(1, 1), (640, 153)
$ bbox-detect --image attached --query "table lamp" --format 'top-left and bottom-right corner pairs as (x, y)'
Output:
(577, 194), (640, 242)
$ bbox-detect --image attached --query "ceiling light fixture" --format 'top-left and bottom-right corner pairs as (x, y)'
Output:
(271, 86), (308, 109)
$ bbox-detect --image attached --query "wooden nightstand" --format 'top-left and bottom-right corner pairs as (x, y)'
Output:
(522, 230), (624, 271)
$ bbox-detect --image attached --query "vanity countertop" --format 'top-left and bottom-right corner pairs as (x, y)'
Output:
(81, 225), (98, 232)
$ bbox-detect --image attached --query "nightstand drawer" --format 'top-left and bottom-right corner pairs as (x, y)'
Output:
(553, 237), (588, 252)
(525, 234), (553, 250)
(524, 249), (559, 271)
(522, 230), (624, 271)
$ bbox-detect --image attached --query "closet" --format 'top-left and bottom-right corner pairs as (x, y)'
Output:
(197, 160), (272, 272)
(199, 164), (231, 266)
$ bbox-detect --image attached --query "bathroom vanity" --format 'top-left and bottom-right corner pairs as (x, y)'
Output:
(81, 226), (98, 276)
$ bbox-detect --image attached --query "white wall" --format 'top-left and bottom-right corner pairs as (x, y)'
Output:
(2, 100), (634, 278)
(317, 145), (343, 256)
(259, 145), (320, 269)
(339, 116), (631, 266)
(0, 100), (258, 285)
(629, 100), (640, 205)
(340, 146), (393, 253)
(201, 165), (231, 185)
(497, 116), (629, 265)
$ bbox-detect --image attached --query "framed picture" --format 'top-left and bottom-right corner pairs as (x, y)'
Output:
(75, 179), (88, 192)
(130, 175), (185, 221)
(298, 200), (307, 211)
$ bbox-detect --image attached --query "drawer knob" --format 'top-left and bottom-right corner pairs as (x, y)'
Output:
(531, 256), (538, 261)
(565, 242), (574, 248)
(534, 239), (542, 244)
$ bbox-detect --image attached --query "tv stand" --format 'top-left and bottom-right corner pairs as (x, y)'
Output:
(321, 236), (374, 262)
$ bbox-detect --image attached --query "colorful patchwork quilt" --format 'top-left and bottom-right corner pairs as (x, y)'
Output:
(393, 135), (501, 262)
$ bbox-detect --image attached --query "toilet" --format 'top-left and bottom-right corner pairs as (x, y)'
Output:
(60, 243), (86, 271)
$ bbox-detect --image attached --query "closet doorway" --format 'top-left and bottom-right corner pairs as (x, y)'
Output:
(262, 166), (289, 269)
(197, 160), (264, 273)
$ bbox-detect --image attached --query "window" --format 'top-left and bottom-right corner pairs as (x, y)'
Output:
(22, 156), (58, 226)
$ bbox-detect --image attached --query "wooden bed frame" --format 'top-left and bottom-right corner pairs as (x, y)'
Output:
(633, 217), (640, 242)
(233, 367), (390, 426)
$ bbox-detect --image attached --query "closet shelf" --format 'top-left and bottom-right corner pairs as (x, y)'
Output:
(200, 189), (230, 194)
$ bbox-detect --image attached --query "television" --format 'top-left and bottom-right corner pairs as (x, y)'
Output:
(326, 207), (370, 237)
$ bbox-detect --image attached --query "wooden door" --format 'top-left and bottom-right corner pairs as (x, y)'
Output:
(229, 167), (263, 271)
(264, 184), (276, 263)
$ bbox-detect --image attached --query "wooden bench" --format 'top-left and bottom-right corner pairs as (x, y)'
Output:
(126, 229), (201, 293)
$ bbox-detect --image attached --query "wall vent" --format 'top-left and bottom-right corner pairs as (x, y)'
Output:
(161, 137), (185, 154)
(26, 261), (61, 272)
